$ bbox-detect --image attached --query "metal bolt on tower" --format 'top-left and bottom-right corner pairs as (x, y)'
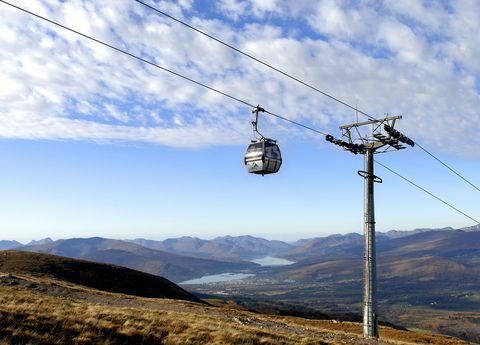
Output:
(326, 115), (414, 338)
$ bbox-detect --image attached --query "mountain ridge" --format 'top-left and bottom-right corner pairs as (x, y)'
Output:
(0, 240), (23, 250)
(128, 234), (292, 260)
(19, 237), (256, 282)
(8, 226), (480, 282)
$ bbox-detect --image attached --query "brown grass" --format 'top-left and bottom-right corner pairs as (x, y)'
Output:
(0, 284), (327, 345)
(0, 273), (474, 345)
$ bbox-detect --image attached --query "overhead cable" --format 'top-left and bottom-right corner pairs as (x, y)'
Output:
(415, 143), (480, 192)
(2, 0), (476, 222)
(375, 160), (479, 224)
(0, 0), (328, 137)
(135, 0), (480, 194)
(134, 0), (376, 121)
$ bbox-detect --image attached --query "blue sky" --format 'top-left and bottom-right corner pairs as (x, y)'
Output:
(0, 0), (479, 242)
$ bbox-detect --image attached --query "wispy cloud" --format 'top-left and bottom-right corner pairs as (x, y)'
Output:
(0, 0), (479, 155)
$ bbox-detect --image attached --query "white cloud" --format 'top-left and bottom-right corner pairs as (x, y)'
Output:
(249, 0), (278, 17)
(309, 0), (354, 38)
(177, 0), (194, 10)
(0, 0), (479, 156)
(376, 19), (426, 64)
(217, 0), (248, 21)
(217, 0), (279, 20)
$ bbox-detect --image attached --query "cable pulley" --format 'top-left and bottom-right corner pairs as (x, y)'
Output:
(326, 134), (365, 154)
(384, 125), (415, 147)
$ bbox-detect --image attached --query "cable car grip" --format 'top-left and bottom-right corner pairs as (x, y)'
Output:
(252, 105), (265, 114)
(357, 170), (383, 183)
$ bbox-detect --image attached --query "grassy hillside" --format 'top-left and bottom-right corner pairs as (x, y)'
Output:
(0, 250), (201, 302)
(0, 269), (471, 344)
(5, 229), (480, 343)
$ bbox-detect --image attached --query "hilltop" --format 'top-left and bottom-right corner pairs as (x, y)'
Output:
(0, 251), (471, 345)
(0, 250), (201, 302)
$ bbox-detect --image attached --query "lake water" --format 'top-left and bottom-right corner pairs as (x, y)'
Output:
(251, 256), (295, 266)
(179, 256), (294, 285)
(179, 272), (255, 285)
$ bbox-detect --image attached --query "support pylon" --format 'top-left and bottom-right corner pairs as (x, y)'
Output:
(326, 115), (414, 338)
(363, 148), (378, 337)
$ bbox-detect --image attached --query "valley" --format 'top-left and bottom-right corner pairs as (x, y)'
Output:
(2, 225), (480, 343)
(186, 272), (480, 343)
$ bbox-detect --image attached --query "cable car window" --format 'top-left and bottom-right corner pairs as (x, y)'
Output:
(274, 147), (282, 159)
(265, 145), (275, 158)
(248, 143), (263, 152)
(270, 149), (278, 159)
(265, 142), (276, 148)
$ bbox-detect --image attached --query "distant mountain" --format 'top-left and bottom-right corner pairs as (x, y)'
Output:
(381, 227), (455, 239)
(0, 250), (202, 302)
(377, 230), (480, 261)
(19, 237), (257, 282)
(128, 236), (208, 257)
(278, 227), (475, 262)
(273, 254), (480, 284)
(274, 229), (480, 282)
(0, 240), (23, 250)
(459, 223), (480, 232)
(5, 226), (479, 282)
(129, 235), (292, 260)
(202, 235), (292, 259)
(27, 237), (54, 246)
(281, 233), (364, 261)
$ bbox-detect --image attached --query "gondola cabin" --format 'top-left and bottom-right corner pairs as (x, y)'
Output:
(244, 139), (282, 175)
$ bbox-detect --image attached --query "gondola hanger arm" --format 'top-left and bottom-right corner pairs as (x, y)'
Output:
(252, 105), (266, 140)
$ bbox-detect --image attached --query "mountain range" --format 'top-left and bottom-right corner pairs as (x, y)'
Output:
(2, 225), (480, 342)
(0, 224), (476, 284)
(127, 234), (291, 260)
(18, 237), (255, 282)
